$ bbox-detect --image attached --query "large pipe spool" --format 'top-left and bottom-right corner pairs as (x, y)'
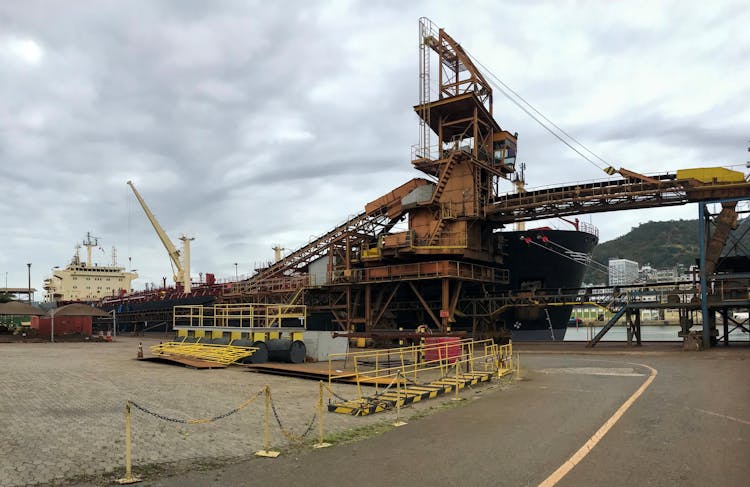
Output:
(208, 336), (231, 345)
(233, 339), (269, 364)
(267, 338), (306, 364)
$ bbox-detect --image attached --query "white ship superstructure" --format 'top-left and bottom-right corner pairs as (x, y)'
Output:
(44, 233), (138, 302)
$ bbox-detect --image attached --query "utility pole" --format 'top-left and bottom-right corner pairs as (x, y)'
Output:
(26, 263), (31, 304)
(234, 262), (238, 280)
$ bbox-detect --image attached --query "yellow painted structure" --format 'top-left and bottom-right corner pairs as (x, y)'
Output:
(327, 339), (516, 415)
(150, 342), (258, 365)
(677, 167), (745, 183)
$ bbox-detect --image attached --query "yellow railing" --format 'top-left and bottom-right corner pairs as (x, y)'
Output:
(328, 339), (514, 401)
(173, 303), (307, 329)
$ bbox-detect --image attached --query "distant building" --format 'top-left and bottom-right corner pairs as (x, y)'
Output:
(609, 258), (639, 286)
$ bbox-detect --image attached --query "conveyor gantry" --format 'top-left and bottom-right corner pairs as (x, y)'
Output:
(236, 207), (397, 293)
(486, 173), (750, 223)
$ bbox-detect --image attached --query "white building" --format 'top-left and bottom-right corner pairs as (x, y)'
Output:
(609, 258), (639, 286)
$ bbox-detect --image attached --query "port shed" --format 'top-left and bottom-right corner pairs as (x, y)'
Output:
(31, 316), (92, 337)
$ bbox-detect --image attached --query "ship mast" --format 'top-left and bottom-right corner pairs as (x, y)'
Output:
(82, 232), (99, 267)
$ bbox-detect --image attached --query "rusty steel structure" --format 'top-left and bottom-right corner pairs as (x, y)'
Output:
(222, 19), (750, 342)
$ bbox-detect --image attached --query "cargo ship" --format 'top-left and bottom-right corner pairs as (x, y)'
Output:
(499, 223), (599, 340)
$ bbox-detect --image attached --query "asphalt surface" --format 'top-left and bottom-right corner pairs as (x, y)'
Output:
(117, 347), (750, 487)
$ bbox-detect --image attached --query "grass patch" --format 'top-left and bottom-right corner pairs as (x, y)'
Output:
(321, 421), (395, 445)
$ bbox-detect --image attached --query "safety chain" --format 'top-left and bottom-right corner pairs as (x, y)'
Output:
(371, 374), (399, 399)
(128, 390), (263, 425)
(323, 382), (352, 403)
(268, 390), (317, 444)
(398, 371), (423, 387)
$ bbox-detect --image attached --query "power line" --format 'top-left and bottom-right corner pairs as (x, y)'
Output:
(465, 50), (612, 173)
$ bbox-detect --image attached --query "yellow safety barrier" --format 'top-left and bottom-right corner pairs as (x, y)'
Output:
(173, 303), (307, 329)
(256, 386), (280, 457)
(313, 381), (332, 448)
(117, 382), (329, 483)
(326, 339), (516, 415)
(149, 342), (258, 365)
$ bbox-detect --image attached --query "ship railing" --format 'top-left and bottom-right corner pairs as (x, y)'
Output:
(577, 220), (599, 238)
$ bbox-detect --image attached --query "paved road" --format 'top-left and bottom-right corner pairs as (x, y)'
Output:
(132, 349), (750, 487)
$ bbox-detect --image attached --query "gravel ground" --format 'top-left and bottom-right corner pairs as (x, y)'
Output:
(0, 336), (500, 486)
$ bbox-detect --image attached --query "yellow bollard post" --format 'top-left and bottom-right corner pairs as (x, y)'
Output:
(393, 370), (406, 427)
(255, 386), (280, 457)
(116, 402), (141, 484)
(354, 359), (363, 404)
(314, 381), (331, 448)
(452, 359), (462, 401)
(515, 352), (521, 379)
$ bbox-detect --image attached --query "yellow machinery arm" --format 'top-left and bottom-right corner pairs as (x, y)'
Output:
(126, 180), (186, 288)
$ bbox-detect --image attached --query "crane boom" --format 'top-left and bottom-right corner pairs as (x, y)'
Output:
(126, 180), (185, 286)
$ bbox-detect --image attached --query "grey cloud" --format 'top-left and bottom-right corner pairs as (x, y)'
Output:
(1, 0), (748, 289)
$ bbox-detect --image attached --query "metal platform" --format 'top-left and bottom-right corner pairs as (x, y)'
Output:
(328, 371), (495, 416)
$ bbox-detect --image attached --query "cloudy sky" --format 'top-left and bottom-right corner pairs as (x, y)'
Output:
(1, 0), (748, 296)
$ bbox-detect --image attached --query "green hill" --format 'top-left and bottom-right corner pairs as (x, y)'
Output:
(584, 217), (750, 284)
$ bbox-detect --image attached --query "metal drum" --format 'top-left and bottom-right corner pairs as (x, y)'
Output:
(234, 339), (269, 364)
(267, 339), (306, 363)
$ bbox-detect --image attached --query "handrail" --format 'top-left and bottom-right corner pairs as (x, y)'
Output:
(328, 339), (508, 401)
(173, 303), (307, 329)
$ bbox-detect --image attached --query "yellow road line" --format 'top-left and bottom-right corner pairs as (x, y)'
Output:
(538, 362), (657, 487)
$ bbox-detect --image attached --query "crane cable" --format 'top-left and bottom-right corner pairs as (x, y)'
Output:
(465, 50), (614, 175)
(522, 236), (629, 280)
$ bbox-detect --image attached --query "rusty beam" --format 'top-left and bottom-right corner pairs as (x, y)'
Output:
(373, 283), (401, 327)
(408, 281), (441, 328)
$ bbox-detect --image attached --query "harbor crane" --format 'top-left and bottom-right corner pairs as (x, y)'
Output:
(126, 180), (194, 293)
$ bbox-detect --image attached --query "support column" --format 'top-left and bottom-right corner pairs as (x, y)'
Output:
(626, 309), (633, 346)
(708, 310), (717, 347)
(635, 309), (642, 346)
(721, 308), (729, 346)
(699, 203), (711, 349)
(365, 284), (372, 331)
(346, 286), (352, 332)
(441, 278), (450, 333)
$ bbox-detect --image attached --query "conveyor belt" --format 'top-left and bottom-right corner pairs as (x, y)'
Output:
(487, 175), (750, 223)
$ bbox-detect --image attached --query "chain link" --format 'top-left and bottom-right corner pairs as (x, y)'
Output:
(398, 371), (423, 387)
(129, 389), (263, 425)
(323, 382), (352, 403)
(371, 374), (399, 399)
(268, 390), (317, 444)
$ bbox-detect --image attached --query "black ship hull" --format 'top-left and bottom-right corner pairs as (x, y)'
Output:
(499, 228), (598, 341)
